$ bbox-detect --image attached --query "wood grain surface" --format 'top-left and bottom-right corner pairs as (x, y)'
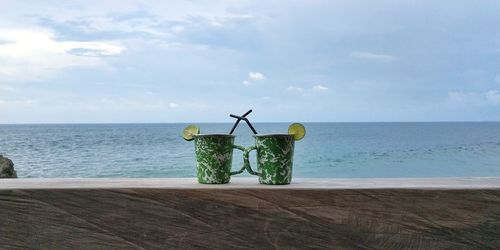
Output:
(1, 184), (500, 249)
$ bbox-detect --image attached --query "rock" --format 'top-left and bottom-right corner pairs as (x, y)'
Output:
(0, 155), (17, 178)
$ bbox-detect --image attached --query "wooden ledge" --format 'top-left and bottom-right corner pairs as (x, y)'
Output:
(1, 177), (500, 249)
(1, 177), (500, 190)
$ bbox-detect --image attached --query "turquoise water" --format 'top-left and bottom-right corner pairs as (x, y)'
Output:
(0, 122), (499, 178)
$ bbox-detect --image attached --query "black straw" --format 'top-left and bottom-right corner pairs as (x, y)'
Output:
(229, 109), (258, 134)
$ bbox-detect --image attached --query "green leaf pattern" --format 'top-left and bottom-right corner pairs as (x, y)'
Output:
(194, 135), (234, 184)
(255, 135), (295, 185)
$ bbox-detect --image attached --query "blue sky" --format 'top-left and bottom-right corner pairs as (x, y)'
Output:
(0, 0), (499, 123)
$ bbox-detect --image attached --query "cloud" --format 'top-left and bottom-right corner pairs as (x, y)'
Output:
(0, 28), (124, 81)
(447, 90), (500, 105)
(0, 98), (39, 108)
(286, 86), (304, 92)
(35, 7), (257, 51)
(350, 51), (397, 62)
(242, 71), (265, 85)
(1, 1), (499, 122)
(312, 85), (329, 91)
(97, 97), (182, 111)
(486, 90), (500, 103)
(172, 25), (185, 33)
(65, 42), (124, 56)
(249, 72), (265, 81)
(287, 85), (329, 93)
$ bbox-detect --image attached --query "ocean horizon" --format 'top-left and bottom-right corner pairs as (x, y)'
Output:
(1, 122), (499, 178)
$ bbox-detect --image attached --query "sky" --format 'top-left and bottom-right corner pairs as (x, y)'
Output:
(0, 0), (499, 123)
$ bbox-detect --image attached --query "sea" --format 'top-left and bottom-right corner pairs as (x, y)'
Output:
(0, 122), (499, 178)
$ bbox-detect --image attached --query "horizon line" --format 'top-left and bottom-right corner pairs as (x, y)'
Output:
(1, 120), (499, 125)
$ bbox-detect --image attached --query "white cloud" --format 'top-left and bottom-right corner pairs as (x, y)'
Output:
(447, 90), (500, 105)
(17, 4), (256, 45)
(0, 28), (125, 81)
(249, 72), (265, 81)
(242, 71), (265, 86)
(65, 42), (124, 56)
(97, 97), (181, 111)
(172, 25), (185, 33)
(485, 90), (500, 103)
(0, 98), (39, 108)
(447, 91), (478, 103)
(69, 16), (167, 37)
(287, 86), (304, 92)
(288, 85), (329, 93)
(350, 51), (397, 62)
(312, 85), (329, 91)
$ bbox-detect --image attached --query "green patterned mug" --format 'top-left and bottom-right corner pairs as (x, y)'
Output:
(244, 134), (295, 185)
(193, 134), (245, 184)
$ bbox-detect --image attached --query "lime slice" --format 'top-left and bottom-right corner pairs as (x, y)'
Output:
(183, 125), (200, 141)
(288, 123), (306, 141)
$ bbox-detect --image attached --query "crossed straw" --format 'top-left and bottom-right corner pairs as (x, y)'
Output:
(229, 109), (258, 135)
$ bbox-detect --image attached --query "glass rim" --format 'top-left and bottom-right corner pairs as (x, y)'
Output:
(253, 133), (292, 137)
(193, 134), (235, 138)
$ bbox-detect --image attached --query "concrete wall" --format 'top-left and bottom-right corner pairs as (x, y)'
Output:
(1, 178), (500, 249)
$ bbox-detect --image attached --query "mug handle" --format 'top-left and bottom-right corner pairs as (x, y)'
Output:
(243, 145), (259, 176)
(230, 144), (246, 175)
